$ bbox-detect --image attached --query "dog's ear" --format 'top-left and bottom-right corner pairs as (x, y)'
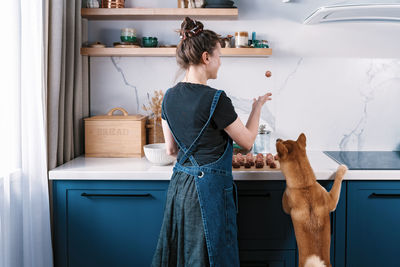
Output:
(276, 141), (288, 158)
(297, 133), (306, 148)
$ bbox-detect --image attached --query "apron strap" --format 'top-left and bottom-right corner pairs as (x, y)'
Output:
(177, 90), (223, 165)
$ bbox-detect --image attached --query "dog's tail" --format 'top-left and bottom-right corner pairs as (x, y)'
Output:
(304, 255), (326, 267)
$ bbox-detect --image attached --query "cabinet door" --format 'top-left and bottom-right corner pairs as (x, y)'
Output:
(239, 250), (295, 267)
(347, 181), (400, 267)
(319, 181), (346, 267)
(235, 181), (346, 267)
(53, 180), (168, 267)
(236, 181), (296, 250)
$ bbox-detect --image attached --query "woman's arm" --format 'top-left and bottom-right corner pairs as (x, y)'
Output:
(224, 93), (272, 151)
(161, 119), (178, 157)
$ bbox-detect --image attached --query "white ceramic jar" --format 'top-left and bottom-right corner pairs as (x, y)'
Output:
(235, 31), (249, 48)
(86, 0), (99, 8)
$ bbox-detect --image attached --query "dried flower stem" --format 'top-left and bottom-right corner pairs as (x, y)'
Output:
(142, 90), (164, 120)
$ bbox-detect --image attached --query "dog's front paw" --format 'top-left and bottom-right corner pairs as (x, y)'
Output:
(336, 165), (348, 179)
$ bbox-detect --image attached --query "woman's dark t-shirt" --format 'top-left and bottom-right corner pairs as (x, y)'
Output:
(161, 82), (238, 165)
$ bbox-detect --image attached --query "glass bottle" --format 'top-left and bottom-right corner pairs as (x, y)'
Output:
(253, 125), (271, 154)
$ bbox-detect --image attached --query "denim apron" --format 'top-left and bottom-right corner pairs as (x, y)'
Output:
(163, 90), (240, 267)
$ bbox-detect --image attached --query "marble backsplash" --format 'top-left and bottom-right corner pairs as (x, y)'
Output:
(90, 57), (400, 152)
(88, 0), (400, 152)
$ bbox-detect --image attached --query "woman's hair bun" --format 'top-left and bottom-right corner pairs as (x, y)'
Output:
(180, 17), (204, 40)
(176, 17), (220, 69)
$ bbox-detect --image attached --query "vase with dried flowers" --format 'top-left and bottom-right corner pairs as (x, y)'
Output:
(142, 90), (165, 144)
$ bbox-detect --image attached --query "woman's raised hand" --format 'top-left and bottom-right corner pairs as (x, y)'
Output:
(252, 92), (272, 110)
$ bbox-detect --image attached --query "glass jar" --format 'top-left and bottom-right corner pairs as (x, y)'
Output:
(86, 0), (99, 8)
(120, 28), (137, 43)
(253, 125), (271, 154)
(235, 31), (249, 48)
(146, 116), (164, 144)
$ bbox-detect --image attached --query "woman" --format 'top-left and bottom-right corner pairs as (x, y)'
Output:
(152, 17), (272, 267)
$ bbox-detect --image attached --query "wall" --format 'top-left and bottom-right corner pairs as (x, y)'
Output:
(87, 0), (400, 152)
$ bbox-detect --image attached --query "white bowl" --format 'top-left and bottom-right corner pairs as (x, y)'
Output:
(143, 143), (175, 166)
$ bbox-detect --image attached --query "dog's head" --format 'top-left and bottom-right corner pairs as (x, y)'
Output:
(275, 133), (314, 186)
(275, 133), (307, 163)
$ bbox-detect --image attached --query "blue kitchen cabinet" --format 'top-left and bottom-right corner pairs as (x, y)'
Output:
(347, 181), (400, 267)
(236, 181), (296, 250)
(319, 181), (346, 267)
(239, 250), (296, 267)
(53, 180), (169, 267)
(53, 180), (346, 267)
(236, 181), (346, 267)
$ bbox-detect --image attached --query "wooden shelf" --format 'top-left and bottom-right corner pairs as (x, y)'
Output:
(81, 8), (238, 20)
(221, 48), (272, 57)
(81, 47), (176, 57)
(80, 47), (272, 57)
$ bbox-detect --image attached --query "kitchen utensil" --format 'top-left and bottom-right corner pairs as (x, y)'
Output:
(143, 143), (175, 165)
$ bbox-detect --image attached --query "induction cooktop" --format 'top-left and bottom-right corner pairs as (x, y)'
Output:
(323, 151), (400, 170)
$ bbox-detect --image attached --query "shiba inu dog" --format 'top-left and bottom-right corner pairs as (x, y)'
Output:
(275, 133), (347, 267)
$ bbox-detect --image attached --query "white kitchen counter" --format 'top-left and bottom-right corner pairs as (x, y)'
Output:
(48, 151), (400, 181)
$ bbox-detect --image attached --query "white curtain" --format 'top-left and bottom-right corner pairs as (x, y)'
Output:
(0, 0), (53, 266)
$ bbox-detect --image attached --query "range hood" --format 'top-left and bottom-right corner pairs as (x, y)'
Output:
(304, 4), (400, 24)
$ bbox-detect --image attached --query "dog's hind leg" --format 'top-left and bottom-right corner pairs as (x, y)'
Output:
(328, 165), (347, 211)
(282, 190), (291, 214)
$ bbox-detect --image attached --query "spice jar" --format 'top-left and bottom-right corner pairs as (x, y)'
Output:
(253, 125), (271, 154)
(235, 31), (249, 48)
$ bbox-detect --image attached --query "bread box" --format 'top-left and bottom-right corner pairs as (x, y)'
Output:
(84, 107), (147, 158)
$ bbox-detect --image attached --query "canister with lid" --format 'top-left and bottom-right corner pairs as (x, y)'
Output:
(253, 124), (271, 154)
(120, 28), (137, 43)
(235, 31), (249, 47)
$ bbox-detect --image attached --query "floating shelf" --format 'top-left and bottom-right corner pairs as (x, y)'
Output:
(81, 8), (238, 20)
(80, 47), (272, 57)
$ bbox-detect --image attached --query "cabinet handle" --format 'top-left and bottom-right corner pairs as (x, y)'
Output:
(240, 261), (270, 267)
(81, 193), (151, 197)
(369, 193), (400, 198)
(238, 193), (271, 198)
